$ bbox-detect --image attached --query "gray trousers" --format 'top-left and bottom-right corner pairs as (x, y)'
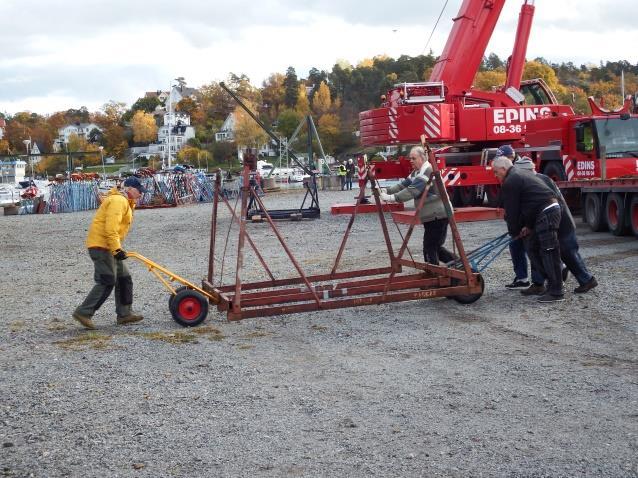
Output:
(75, 248), (133, 318)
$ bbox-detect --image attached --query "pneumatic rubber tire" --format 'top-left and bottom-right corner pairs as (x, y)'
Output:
(485, 184), (501, 207)
(451, 274), (485, 305)
(170, 289), (209, 327)
(584, 193), (607, 232)
(605, 192), (628, 236)
(542, 161), (567, 182)
(628, 194), (638, 238)
(168, 286), (189, 309)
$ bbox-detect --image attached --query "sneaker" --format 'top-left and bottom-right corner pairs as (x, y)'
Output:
(505, 278), (530, 289)
(562, 267), (569, 282)
(574, 277), (598, 294)
(117, 313), (144, 325)
(537, 293), (565, 303)
(521, 283), (546, 296)
(72, 312), (96, 330)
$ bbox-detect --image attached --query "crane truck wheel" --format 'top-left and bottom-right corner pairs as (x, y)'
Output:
(628, 194), (638, 238)
(457, 186), (483, 206)
(606, 193), (628, 236)
(584, 193), (607, 232)
(485, 185), (501, 207)
(542, 161), (567, 182)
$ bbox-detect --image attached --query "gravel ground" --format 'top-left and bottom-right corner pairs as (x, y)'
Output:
(1, 188), (637, 477)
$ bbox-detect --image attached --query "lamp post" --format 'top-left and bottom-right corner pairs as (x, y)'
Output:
(23, 138), (31, 179)
(99, 145), (105, 177)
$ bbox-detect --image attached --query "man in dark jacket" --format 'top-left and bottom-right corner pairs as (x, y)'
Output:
(492, 156), (564, 303)
(513, 156), (597, 295)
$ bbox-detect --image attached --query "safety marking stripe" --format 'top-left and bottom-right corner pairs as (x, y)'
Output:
(388, 107), (398, 139)
(562, 154), (574, 181)
(423, 106), (441, 136)
(442, 168), (460, 186)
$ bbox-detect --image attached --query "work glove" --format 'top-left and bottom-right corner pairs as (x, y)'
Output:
(380, 192), (395, 202)
(113, 249), (128, 260)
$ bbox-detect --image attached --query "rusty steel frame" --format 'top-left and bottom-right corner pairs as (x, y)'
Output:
(203, 141), (482, 321)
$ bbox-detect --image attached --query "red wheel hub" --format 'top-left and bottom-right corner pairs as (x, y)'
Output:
(178, 297), (202, 321)
(608, 201), (618, 225)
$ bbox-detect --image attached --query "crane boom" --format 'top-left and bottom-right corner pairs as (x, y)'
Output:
(430, 0), (506, 96)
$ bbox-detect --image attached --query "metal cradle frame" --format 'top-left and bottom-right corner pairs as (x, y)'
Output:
(202, 142), (483, 321)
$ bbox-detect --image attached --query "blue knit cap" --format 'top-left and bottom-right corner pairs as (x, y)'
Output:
(495, 145), (515, 158)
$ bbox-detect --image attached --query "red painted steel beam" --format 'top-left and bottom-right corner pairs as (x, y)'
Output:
(212, 266), (395, 293)
(392, 207), (504, 225)
(235, 277), (447, 308)
(227, 284), (483, 321)
(330, 202), (404, 215)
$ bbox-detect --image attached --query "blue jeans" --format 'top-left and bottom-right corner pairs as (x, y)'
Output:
(509, 238), (544, 284)
(559, 228), (593, 285)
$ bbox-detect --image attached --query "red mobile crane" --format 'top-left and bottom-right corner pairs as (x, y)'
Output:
(359, 0), (638, 237)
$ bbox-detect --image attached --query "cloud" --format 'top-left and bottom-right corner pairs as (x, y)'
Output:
(1, 0), (637, 115)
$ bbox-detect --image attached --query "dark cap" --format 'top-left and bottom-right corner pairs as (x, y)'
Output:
(123, 176), (146, 194)
(495, 144), (515, 158)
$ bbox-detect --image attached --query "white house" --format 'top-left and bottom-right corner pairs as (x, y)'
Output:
(215, 113), (235, 142)
(28, 142), (42, 165)
(54, 123), (102, 151)
(0, 118), (5, 140)
(145, 112), (196, 162)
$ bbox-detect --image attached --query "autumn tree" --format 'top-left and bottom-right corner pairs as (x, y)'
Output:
(122, 96), (161, 122)
(306, 67), (328, 101)
(176, 145), (200, 165)
(523, 60), (567, 98)
(131, 111), (158, 143)
(276, 109), (302, 140)
(295, 85), (310, 116)
(35, 155), (67, 176)
(94, 101), (128, 158)
(233, 106), (268, 149)
(66, 133), (101, 166)
(473, 70), (506, 90)
(312, 81), (332, 115)
(261, 73), (285, 122)
(317, 113), (340, 154)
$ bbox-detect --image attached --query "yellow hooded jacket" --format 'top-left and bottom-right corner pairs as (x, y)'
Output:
(86, 188), (135, 252)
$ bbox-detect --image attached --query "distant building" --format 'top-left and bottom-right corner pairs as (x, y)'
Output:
(143, 112), (196, 161)
(29, 142), (42, 165)
(136, 81), (201, 164)
(215, 113), (235, 142)
(215, 113), (276, 157)
(144, 90), (170, 103)
(54, 123), (102, 151)
(0, 118), (5, 140)
(0, 159), (27, 183)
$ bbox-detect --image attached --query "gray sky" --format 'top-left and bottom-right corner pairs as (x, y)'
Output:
(1, 0), (636, 115)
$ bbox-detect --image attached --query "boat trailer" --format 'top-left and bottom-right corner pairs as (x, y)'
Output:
(201, 139), (485, 322)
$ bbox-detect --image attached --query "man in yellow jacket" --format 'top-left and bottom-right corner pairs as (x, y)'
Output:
(73, 176), (146, 329)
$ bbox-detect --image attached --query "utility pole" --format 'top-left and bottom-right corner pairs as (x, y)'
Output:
(167, 85), (173, 169)
(23, 138), (31, 179)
